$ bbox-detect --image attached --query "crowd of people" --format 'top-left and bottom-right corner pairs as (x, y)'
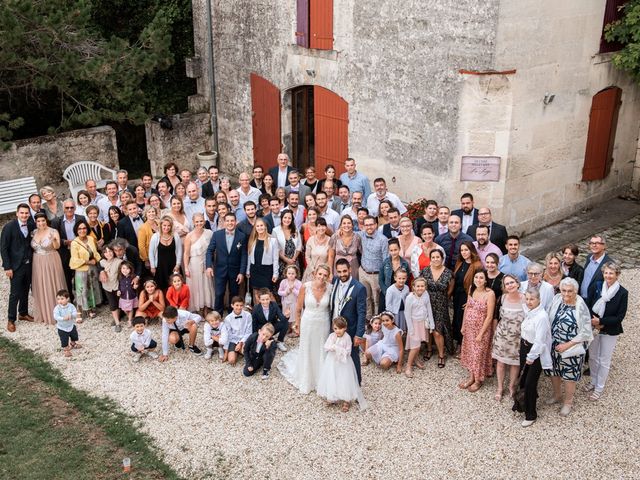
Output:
(0, 155), (629, 419)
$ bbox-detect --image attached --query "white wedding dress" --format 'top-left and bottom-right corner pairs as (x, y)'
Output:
(278, 281), (331, 394)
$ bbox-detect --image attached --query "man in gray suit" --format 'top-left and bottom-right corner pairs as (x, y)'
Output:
(284, 170), (311, 201)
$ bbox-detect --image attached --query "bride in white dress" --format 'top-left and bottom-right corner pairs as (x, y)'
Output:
(278, 264), (332, 394)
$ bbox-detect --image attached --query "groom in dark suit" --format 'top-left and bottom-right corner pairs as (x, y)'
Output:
(206, 212), (248, 315)
(1, 204), (35, 332)
(330, 258), (367, 384)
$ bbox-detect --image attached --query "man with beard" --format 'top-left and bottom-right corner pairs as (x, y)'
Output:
(472, 225), (503, 267)
(451, 193), (479, 234)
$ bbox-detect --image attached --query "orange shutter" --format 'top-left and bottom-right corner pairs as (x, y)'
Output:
(250, 73), (281, 170)
(310, 0), (333, 50)
(314, 86), (348, 175)
(582, 86), (622, 181)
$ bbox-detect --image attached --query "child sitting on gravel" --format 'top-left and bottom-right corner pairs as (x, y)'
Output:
(129, 316), (159, 362)
(243, 323), (277, 379)
(203, 311), (224, 360)
(158, 306), (203, 362)
(221, 296), (252, 366)
(362, 315), (383, 365)
(53, 289), (81, 357)
(365, 312), (404, 373)
(166, 273), (190, 309)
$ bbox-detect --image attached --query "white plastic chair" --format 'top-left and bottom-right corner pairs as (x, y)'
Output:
(63, 161), (118, 200)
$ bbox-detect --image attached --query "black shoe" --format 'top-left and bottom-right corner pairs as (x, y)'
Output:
(189, 345), (203, 356)
(584, 368), (591, 376)
(175, 338), (185, 350)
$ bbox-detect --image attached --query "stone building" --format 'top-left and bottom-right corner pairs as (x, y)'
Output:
(188, 0), (640, 234)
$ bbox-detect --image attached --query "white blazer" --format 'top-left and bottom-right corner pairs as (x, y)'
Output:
(148, 232), (183, 269)
(247, 237), (279, 278)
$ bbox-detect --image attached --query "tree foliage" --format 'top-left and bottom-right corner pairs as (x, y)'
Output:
(605, 0), (640, 81)
(0, 0), (183, 145)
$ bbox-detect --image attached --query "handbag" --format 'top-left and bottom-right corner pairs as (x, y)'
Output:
(560, 343), (586, 359)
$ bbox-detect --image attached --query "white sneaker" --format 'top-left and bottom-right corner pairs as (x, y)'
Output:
(146, 351), (159, 359)
(544, 397), (561, 406)
(218, 347), (225, 359)
(204, 348), (213, 360)
(133, 353), (142, 363)
(559, 404), (572, 417)
(277, 342), (288, 352)
(521, 419), (536, 427)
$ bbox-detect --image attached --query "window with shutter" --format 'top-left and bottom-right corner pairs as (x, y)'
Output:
(314, 86), (348, 176)
(582, 86), (622, 182)
(599, 0), (627, 54)
(296, 0), (333, 51)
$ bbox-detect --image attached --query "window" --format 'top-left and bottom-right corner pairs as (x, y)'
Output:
(599, 0), (627, 54)
(582, 87), (622, 181)
(295, 0), (333, 50)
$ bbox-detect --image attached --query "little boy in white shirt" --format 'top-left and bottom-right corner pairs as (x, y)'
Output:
(221, 296), (252, 366)
(158, 306), (203, 362)
(203, 311), (225, 360)
(129, 316), (159, 362)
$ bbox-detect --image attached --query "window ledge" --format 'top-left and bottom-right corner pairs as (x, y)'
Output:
(592, 51), (616, 65)
(288, 44), (339, 61)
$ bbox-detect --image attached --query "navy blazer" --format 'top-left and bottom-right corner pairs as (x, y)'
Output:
(329, 278), (367, 340)
(590, 285), (627, 336)
(262, 213), (279, 234)
(116, 216), (139, 250)
(252, 302), (287, 333)
(269, 166), (293, 187)
(0, 219), (35, 271)
(243, 332), (276, 365)
(205, 228), (248, 278)
(583, 253), (613, 307)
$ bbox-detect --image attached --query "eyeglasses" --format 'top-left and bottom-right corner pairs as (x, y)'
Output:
(478, 212), (491, 216)
(527, 272), (542, 276)
(64, 206), (75, 210)
(504, 281), (517, 286)
(588, 241), (604, 245)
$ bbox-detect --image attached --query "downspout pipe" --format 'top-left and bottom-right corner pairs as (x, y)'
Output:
(206, 0), (219, 163)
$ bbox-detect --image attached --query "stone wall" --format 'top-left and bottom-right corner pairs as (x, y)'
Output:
(0, 126), (118, 194)
(195, 0), (500, 184)
(145, 113), (211, 178)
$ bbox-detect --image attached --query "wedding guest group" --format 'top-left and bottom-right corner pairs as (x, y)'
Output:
(0, 155), (628, 422)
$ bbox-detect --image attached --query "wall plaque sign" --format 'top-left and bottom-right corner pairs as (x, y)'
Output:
(460, 156), (501, 182)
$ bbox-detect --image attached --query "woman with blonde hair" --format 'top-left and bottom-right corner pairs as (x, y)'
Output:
(40, 186), (64, 221)
(246, 218), (279, 304)
(543, 251), (564, 293)
(149, 216), (183, 291)
(137, 206), (159, 270)
(183, 213), (215, 314)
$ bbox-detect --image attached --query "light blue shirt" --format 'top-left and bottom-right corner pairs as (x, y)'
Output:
(580, 255), (605, 298)
(339, 171), (371, 206)
(225, 231), (235, 252)
(53, 303), (78, 332)
(357, 231), (389, 272)
(498, 254), (530, 281)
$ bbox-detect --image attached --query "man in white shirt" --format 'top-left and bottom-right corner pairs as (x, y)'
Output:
(315, 191), (340, 231)
(203, 197), (218, 231)
(436, 206), (450, 237)
(341, 191), (363, 221)
(184, 182), (205, 221)
(283, 191), (305, 230)
(158, 306), (203, 360)
(85, 179), (106, 205)
(116, 169), (133, 195)
(156, 180), (172, 208)
(237, 172), (261, 206)
(520, 263), (555, 311)
(366, 177), (407, 216)
(97, 181), (121, 222)
(269, 153), (293, 188)
(451, 193), (479, 234)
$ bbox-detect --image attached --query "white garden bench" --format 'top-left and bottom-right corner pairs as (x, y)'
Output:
(0, 176), (38, 214)
(63, 161), (118, 200)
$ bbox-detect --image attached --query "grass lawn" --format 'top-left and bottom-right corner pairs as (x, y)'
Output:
(0, 336), (181, 480)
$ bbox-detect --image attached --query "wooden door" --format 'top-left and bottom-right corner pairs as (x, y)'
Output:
(313, 86), (348, 175)
(250, 73), (281, 170)
(582, 86), (622, 181)
(295, 0), (309, 47)
(310, 0), (333, 50)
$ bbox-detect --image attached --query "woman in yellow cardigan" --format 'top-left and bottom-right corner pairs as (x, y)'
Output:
(69, 219), (102, 320)
(137, 205), (159, 269)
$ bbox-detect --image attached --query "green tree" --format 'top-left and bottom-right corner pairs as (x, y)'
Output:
(0, 0), (173, 146)
(605, 1), (640, 81)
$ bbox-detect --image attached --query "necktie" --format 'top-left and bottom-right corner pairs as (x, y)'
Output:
(448, 237), (456, 268)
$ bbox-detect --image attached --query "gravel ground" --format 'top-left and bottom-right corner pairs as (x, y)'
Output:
(1, 269), (639, 479)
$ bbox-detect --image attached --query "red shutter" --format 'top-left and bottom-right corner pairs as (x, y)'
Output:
(600, 0), (626, 53)
(310, 0), (333, 50)
(582, 86), (622, 181)
(314, 86), (348, 175)
(250, 73), (281, 170)
(295, 0), (309, 48)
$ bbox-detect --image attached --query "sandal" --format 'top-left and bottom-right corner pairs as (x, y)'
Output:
(467, 382), (483, 393)
(88, 310), (97, 319)
(494, 391), (503, 402)
(405, 369), (414, 378)
(589, 391), (602, 401)
(458, 379), (473, 389)
(423, 350), (433, 361)
(437, 356), (445, 368)
(415, 362), (426, 370)
(63, 349), (72, 357)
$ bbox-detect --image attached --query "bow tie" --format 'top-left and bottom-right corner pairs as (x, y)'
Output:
(132, 216), (141, 222)
(190, 201), (197, 204)
(234, 315), (242, 319)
